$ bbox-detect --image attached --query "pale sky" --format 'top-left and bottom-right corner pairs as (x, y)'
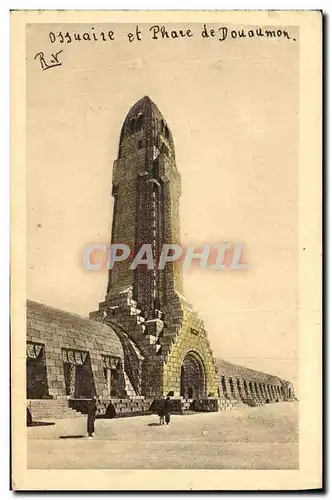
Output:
(27, 23), (299, 386)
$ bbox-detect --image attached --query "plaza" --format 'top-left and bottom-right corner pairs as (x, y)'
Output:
(28, 402), (298, 470)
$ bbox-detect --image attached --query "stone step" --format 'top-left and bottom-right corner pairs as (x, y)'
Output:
(28, 398), (68, 403)
(27, 399), (83, 421)
(29, 407), (77, 414)
(29, 407), (78, 414)
(30, 413), (80, 419)
(30, 412), (79, 419)
(124, 372), (137, 398)
(29, 406), (78, 413)
(29, 403), (72, 408)
(28, 405), (73, 411)
(129, 306), (141, 316)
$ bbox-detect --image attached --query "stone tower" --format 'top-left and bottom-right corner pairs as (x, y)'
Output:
(91, 96), (219, 399)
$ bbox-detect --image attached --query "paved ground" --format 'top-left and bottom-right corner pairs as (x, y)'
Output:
(28, 402), (298, 469)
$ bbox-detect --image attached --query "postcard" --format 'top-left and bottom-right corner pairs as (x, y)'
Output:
(11, 10), (322, 491)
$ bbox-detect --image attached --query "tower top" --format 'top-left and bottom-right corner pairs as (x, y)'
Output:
(118, 96), (175, 157)
(124, 95), (164, 124)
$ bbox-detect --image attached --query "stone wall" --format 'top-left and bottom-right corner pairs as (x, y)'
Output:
(27, 300), (125, 399)
(217, 359), (296, 404)
(161, 295), (219, 397)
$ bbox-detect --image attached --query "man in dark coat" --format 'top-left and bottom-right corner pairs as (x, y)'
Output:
(158, 397), (166, 425)
(87, 396), (97, 438)
(164, 396), (172, 426)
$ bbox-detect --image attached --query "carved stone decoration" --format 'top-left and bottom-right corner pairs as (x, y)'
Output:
(26, 342), (43, 359)
(74, 351), (85, 365)
(62, 348), (88, 366)
(26, 343), (36, 359)
(69, 364), (76, 397)
(102, 355), (121, 370)
(66, 350), (75, 364)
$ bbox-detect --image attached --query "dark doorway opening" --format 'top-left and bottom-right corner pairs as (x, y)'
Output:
(180, 352), (205, 399)
(103, 357), (123, 397)
(75, 363), (95, 398)
(63, 351), (95, 398)
(26, 344), (48, 399)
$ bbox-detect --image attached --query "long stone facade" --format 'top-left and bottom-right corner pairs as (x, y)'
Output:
(27, 300), (127, 400)
(26, 96), (296, 419)
(218, 360), (295, 406)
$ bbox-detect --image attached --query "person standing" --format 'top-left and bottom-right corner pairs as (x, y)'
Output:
(87, 395), (97, 438)
(158, 396), (166, 425)
(164, 396), (172, 426)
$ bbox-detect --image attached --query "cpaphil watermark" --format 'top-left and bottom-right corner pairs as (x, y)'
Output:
(82, 243), (248, 271)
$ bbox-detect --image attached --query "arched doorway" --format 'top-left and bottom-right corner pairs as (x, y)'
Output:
(180, 352), (205, 399)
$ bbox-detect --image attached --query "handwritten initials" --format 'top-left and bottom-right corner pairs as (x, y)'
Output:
(34, 50), (63, 71)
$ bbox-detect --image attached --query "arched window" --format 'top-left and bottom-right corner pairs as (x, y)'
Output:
(221, 376), (227, 397)
(129, 118), (136, 134)
(136, 114), (144, 131)
(153, 159), (159, 179)
(165, 125), (170, 139)
(229, 377), (235, 397)
(237, 379), (243, 399)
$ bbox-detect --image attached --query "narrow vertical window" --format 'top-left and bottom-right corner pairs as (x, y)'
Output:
(130, 118), (136, 133)
(136, 114), (144, 131)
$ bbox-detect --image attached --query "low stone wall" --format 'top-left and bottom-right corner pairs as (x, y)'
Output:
(218, 398), (238, 411)
(150, 397), (238, 414)
(70, 397), (153, 418)
(190, 398), (219, 412)
(149, 398), (183, 415)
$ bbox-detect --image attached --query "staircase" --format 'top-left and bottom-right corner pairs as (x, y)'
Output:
(90, 290), (163, 356)
(124, 372), (137, 398)
(27, 398), (83, 421)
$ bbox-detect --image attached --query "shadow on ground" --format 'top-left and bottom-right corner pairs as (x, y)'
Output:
(29, 421), (55, 427)
(59, 435), (86, 439)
